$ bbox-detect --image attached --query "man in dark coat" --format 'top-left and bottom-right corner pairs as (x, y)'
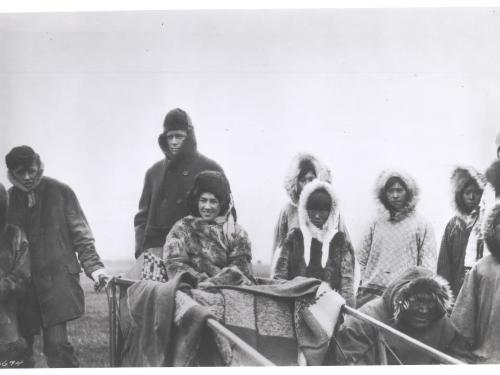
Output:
(134, 108), (225, 258)
(5, 146), (109, 368)
(0, 182), (30, 368)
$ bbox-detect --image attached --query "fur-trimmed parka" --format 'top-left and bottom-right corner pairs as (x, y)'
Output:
(271, 180), (356, 306)
(437, 166), (485, 298)
(336, 267), (473, 365)
(357, 170), (437, 295)
(271, 153), (335, 257)
(451, 204), (500, 363)
(163, 196), (254, 287)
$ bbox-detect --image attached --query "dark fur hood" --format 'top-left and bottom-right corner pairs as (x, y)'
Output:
(482, 204), (500, 262)
(283, 153), (332, 205)
(450, 166), (485, 220)
(374, 169), (419, 222)
(383, 266), (453, 323)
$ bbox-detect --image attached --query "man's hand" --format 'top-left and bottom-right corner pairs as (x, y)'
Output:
(92, 268), (111, 292)
(94, 274), (110, 292)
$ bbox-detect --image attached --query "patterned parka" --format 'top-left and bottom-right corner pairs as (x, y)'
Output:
(357, 170), (437, 298)
(163, 206), (253, 286)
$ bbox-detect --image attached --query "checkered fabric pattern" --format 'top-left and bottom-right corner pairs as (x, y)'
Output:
(141, 250), (168, 282)
(357, 213), (437, 289)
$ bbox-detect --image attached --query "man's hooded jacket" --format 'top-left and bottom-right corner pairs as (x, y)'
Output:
(271, 180), (356, 306)
(336, 266), (472, 365)
(134, 121), (224, 258)
(437, 166), (485, 298)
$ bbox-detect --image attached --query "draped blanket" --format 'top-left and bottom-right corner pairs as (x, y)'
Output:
(120, 276), (344, 366)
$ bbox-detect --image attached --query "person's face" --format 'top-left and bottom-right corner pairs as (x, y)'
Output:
(308, 209), (330, 229)
(462, 182), (482, 213)
(198, 192), (221, 221)
(166, 130), (187, 155)
(400, 293), (438, 329)
(12, 161), (39, 190)
(298, 171), (316, 194)
(386, 182), (408, 212)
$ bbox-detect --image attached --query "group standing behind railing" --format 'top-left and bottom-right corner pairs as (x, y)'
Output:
(1, 107), (500, 367)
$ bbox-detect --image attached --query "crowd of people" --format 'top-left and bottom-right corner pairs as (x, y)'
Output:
(1, 107), (499, 367)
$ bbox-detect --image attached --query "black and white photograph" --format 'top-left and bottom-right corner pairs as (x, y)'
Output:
(1, 1), (500, 369)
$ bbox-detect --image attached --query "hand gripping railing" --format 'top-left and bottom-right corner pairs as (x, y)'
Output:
(106, 277), (275, 367)
(342, 305), (465, 365)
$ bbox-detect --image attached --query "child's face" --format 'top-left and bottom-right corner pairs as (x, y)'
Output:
(308, 209), (329, 229)
(298, 171), (316, 195)
(385, 182), (408, 212)
(462, 182), (482, 213)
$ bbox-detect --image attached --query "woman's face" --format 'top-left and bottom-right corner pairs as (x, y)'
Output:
(198, 192), (221, 221)
(385, 181), (408, 212)
(298, 171), (316, 195)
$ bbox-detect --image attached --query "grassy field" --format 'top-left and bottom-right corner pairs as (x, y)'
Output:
(32, 259), (270, 367)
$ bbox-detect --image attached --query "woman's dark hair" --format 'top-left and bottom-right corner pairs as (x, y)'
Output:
(186, 171), (232, 217)
(379, 176), (411, 210)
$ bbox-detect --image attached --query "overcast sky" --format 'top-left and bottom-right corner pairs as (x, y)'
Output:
(1, 8), (499, 263)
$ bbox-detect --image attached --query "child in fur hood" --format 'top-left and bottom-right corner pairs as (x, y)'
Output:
(357, 170), (437, 307)
(271, 153), (353, 259)
(335, 266), (474, 365)
(451, 203), (500, 364)
(437, 166), (485, 298)
(271, 180), (356, 307)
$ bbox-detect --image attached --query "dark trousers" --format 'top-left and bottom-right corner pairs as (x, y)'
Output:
(24, 322), (79, 368)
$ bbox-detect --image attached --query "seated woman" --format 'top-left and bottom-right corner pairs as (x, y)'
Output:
(271, 180), (356, 307)
(163, 171), (254, 287)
